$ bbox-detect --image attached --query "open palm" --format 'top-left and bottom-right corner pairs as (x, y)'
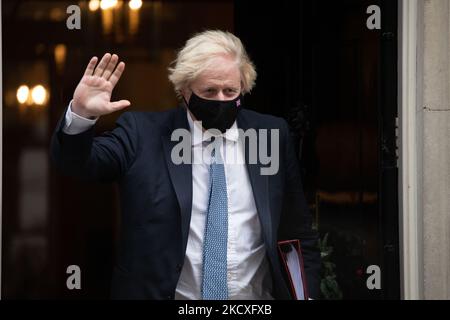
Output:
(72, 53), (130, 118)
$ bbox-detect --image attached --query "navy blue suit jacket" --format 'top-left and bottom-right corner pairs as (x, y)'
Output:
(50, 106), (321, 299)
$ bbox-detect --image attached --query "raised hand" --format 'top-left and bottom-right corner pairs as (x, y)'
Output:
(72, 53), (131, 118)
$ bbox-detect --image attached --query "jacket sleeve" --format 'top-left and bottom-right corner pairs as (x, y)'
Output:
(278, 118), (322, 299)
(50, 106), (139, 183)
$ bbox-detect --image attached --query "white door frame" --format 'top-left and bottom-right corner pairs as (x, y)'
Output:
(398, 0), (423, 300)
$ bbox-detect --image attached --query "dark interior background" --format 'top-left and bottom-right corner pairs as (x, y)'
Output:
(2, 0), (399, 299)
(235, 0), (399, 299)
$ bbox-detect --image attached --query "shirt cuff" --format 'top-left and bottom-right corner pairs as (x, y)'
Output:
(62, 100), (99, 135)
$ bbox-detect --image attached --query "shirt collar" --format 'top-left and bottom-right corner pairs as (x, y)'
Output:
(186, 110), (239, 146)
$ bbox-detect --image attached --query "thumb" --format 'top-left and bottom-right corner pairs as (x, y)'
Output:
(109, 100), (131, 111)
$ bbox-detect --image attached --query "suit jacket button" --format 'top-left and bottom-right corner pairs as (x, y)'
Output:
(167, 295), (173, 299)
(176, 264), (182, 272)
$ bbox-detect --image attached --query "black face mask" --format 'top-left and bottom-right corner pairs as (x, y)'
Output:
(184, 91), (242, 133)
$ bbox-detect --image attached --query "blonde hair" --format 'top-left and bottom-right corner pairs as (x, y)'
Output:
(168, 30), (257, 97)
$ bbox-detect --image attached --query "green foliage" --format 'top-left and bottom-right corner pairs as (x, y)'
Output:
(318, 233), (343, 300)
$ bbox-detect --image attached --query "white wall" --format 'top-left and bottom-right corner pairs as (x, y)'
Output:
(420, 0), (450, 299)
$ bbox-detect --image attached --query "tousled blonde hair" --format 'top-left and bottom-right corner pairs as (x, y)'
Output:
(168, 30), (257, 97)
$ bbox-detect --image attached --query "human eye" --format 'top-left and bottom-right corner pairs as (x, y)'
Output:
(225, 88), (238, 96)
(203, 88), (216, 95)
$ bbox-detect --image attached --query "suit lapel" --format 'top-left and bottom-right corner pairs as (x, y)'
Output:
(236, 110), (274, 250)
(161, 107), (192, 254)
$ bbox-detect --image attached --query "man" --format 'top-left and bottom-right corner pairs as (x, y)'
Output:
(51, 30), (321, 300)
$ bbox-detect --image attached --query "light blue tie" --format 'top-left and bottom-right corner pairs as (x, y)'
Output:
(201, 146), (228, 300)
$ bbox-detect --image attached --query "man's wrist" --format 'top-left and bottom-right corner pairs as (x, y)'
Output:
(63, 100), (98, 135)
(72, 99), (97, 120)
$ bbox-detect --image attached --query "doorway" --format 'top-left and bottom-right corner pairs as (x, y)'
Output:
(235, 0), (400, 299)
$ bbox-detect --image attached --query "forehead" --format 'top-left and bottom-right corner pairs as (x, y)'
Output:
(193, 55), (241, 88)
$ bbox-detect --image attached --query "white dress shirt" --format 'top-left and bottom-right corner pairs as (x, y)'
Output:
(175, 112), (273, 300)
(62, 103), (273, 300)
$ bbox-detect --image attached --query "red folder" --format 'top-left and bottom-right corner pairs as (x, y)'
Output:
(277, 239), (309, 300)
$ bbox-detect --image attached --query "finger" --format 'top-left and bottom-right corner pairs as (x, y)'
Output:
(83, 56), (98, 76)
(93, 53), (112, 77)
(109, 61), (125, 87)
(109, 100), (131, 111)
(102, 54), (119, 79)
